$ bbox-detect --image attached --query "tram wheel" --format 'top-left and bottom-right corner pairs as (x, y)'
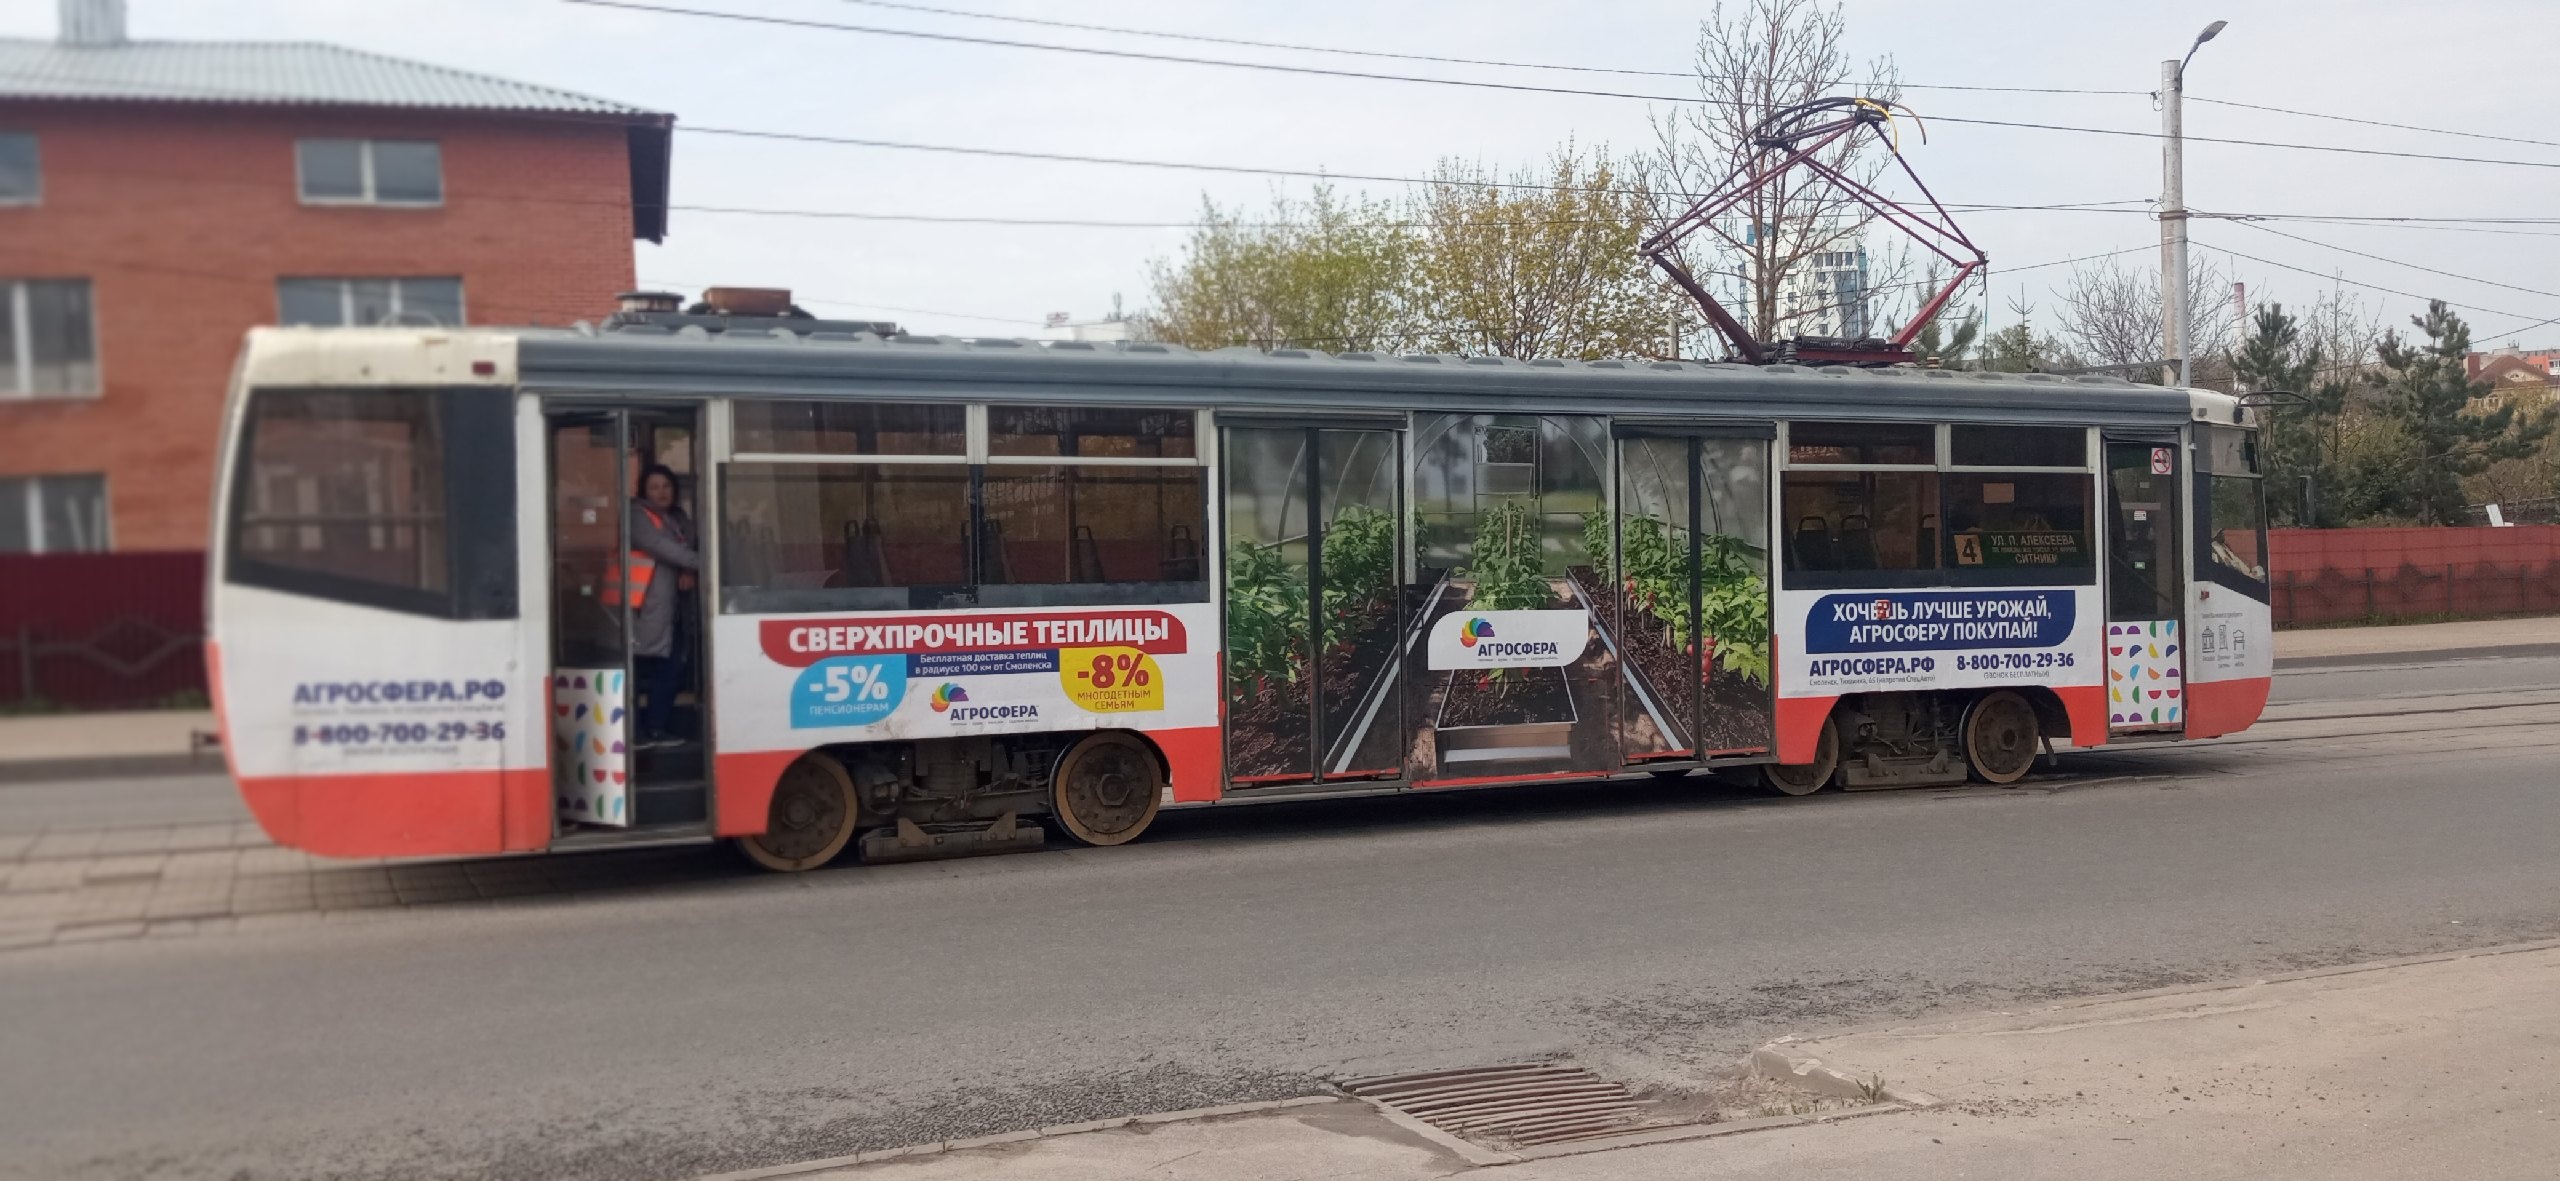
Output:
(735, 752), (858, 872)
(1050, 732), (1164, 847)
(1762, 716), (1840, 796)
(1963, 691), (2042, 786)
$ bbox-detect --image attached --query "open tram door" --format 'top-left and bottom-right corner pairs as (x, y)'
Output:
(546, 405), (712, 833)
(2102, 433), (2187, 732)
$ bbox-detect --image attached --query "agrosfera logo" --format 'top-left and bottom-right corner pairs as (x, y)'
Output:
(1459, 618), (1493, 647)
(1426, 609), (1590, 671)
(931, 682), (1039, 724)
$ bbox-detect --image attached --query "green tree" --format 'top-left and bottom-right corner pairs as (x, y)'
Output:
(1413, 147), (1673, 360)
(1142, 186), (1420, 352)
(1911, 305), (1979, 369)
(2370, 301), (2553, 525)
(2227, 302), (2342, 525)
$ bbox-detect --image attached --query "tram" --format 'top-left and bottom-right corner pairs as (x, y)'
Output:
(207, 298), (2270, 870)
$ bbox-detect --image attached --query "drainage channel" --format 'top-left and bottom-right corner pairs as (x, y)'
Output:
(1340, 1064), (1645, 1147)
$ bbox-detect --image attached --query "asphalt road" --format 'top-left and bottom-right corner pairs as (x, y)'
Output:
(4, 653), (2558, 1180)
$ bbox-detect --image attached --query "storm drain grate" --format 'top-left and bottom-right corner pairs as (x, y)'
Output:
(1341, 1064), (1645, 1147)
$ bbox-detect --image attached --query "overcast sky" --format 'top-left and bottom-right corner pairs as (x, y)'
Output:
(11, 0), (2558, 347)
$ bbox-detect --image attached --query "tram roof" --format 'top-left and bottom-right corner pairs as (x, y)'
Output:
(262, 325), (2249, 429)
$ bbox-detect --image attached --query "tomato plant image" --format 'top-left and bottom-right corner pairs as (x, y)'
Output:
(1581, 511), (1774, 753)
(1438, 502), (1575, 731)
(1223, 538), (1312, 777)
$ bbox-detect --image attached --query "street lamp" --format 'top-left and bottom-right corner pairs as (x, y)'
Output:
(2162, 19), (2226, 389)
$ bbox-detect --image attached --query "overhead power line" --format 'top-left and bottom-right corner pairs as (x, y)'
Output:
(2195, 240), (2556, 335)
(818, 0), (2145, 96)
(2227, 221), (2560, 303)
(575, 0), (2560, 172)
(2186, 95), (2560, 152)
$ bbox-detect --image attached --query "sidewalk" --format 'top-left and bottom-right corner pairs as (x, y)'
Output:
(729, 942), (2560, 1181)
(2275, 614), (2560, 664)
(0, 708), (219, 780)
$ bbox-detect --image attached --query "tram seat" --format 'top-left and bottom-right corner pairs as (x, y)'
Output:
(1792, 515), (1837, 570)
(1163, 525), (1201, 582)
(1071, 525), (1105, 583)
(840, 518), (888, 587)
(1837, 514), (1878, 570)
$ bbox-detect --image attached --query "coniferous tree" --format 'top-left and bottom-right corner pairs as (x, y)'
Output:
(2371, 301), (2553, 525)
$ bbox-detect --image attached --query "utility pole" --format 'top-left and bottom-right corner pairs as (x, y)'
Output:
(2162, 20), (2226, 390)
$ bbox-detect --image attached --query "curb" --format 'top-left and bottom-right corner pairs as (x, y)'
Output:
(0, 752), (222, 785)
(1745, 1046), (1937, 1108)
(2273, 641), (2560, 670)
(686, 1095), (1344, 1181)
(1754, 935), (2560, 1052)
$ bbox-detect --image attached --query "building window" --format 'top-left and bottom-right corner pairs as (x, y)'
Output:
(296, 139), (442, 206)
(0, 474), (110, 553)
(0, 133), (37, 205)
(278, 277), (465, 328)
(1, 279), (99, 397)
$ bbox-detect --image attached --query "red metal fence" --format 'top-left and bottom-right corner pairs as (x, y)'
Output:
(0, 530), (2553, 708)
(2270, 526), (2560, 627)
(0, 552), (206, 711)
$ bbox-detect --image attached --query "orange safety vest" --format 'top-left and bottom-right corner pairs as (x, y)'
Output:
(600, 504), (665, 609)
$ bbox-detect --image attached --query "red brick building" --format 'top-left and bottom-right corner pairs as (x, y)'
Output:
(0, 0), (671, 552)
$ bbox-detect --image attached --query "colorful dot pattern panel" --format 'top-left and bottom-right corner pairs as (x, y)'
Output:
(2107, 620), (2183, 729)
(553, 668), (631, 827)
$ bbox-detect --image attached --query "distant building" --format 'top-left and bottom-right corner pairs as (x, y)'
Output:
(1036, 310), (1134, 344)
(2468, 352), (2556, 416)
(1778, 248), (1872, 340)
(2467, 344), (2560, 382)
(0, 0), (672, 552)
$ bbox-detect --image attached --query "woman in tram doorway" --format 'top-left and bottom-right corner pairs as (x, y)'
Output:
(630, 464), (701, 749)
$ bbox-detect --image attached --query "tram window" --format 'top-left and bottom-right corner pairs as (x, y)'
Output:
(732, 400), (965, 457)
(1950, 425), (2086, 469)
(720, 463), (973, 612)
(1782, 470), (1940, 580)
(2205, 475), (2269, 585)
(978, 466), (1207, 606)
(1942, 472), (2095, 580)
(226, 387), (515, 619)
(1787, 421), (1934, 466)
(988, 406), (1195, 459)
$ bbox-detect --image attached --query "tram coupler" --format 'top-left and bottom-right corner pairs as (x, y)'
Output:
(858, 812), (1045, 865)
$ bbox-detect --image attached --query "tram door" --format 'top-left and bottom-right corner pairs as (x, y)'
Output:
(546, 406), (711, 829)
(1220, 423), (1408, 789)
(2104, 437), (2187, 732)
(1611, 429), (1776, 762)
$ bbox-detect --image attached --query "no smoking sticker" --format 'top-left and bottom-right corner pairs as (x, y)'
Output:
(2150, 447), (2174, 475)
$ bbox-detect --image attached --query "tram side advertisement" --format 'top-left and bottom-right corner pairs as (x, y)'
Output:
(1775, 586), (2102, 696)
(715, 605), (1221, 751)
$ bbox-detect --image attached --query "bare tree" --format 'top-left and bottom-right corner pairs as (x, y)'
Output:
(1646, 0), (1901, 343)
(2055, 255), (2236, 383)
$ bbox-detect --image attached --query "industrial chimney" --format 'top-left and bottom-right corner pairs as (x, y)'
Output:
(58, 0), (128, 46)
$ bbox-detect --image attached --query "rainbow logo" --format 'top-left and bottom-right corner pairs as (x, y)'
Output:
(1459, 618), (1495, 648)
(929, 683), (969, 713)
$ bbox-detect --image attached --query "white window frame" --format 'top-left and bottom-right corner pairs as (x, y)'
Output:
(295, 139), (443, 208)
(2, 278), (100, 400)
(276, 277), (467, 328)
(0, 131), (38, 207)
(3, 473), (112, 554)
